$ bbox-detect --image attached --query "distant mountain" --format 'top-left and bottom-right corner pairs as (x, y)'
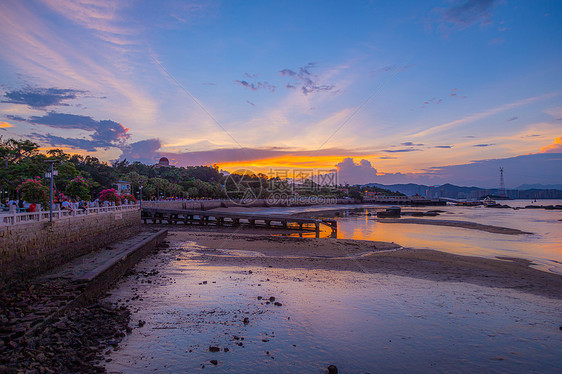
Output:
(366, 182), (562, 199)
(516, 184), (562, 190)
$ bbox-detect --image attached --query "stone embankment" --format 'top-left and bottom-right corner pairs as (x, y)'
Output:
(0, 209), (141, 281)
(0, 229), (168, 372)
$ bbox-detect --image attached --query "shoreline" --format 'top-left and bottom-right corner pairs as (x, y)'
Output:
(170, 229), (562, 299)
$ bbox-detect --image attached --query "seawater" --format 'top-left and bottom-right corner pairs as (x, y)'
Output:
(272, 200), (562, 274)
(104, 245), (562, 373)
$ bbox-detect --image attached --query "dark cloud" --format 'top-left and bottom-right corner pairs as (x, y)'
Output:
(473, 143), (493, 147)
(246, 101), (255, 107)
(30, 133), (111, 152)
(382, 148), (421, 153)
(1, 87), (87, 108)
(234, 80), (275, 92)
(435, 145), (453, 148)
(15, 111), (130, 150)
(507, 116), (518, 121)
(443, 0), (496, 27)
(120, 138), (162, 164)
(279, 63), (335, 95)
(401, 142), (424, 146)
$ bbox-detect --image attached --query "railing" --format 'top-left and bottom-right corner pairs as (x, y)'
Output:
(0, 203), (140, 227)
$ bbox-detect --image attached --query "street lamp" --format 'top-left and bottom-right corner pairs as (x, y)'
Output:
(44, 160), (58, 223)
(139, 185), (143, 208)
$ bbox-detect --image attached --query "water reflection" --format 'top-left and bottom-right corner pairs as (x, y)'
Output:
(105, 248), (562, 373)
(280, 203), (562, 274)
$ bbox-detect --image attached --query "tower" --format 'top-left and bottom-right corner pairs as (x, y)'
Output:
(499, 167), (506, 197)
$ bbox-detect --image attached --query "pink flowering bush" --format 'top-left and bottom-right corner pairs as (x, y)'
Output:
(119, 193), (137, 204)
(17, 178), (48, 206)
(99, 188), (121, 205)
(66, 175), (90, 201)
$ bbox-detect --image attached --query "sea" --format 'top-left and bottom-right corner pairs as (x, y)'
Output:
(104, 200), (562, 373)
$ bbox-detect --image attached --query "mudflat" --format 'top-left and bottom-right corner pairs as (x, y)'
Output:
(170, 230), (562, 299)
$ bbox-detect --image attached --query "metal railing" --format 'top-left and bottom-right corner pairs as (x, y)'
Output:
(0, 203), (140, 227)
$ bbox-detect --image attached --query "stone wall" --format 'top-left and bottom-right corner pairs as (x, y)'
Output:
(0, 209), (141, 282)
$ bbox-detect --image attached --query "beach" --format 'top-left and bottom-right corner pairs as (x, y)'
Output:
(103, 226), (562, 373)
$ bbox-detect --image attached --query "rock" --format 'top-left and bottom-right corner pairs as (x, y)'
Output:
(274, 302), (282, 306)
(138, 320), (145, 327)
(243, 317), (250, 325)
(208, 346), (220, 352)
(210, 360), (218, 366)
(223, 348), (229, 352)
(257, 296), (262, 300)
(202, 281), (207, 285)
(327, 364), (338, 374)
(269, 297), (275, 302)
(248, 270), (253, 274)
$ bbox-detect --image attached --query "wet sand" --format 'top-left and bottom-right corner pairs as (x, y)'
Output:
(375, 218), (533, 235)
(171, 230), (562, 299)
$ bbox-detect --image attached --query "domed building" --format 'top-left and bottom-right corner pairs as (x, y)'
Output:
(157, 157), (170, 167)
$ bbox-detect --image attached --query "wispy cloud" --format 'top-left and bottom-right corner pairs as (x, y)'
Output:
(435, 145), (453, 148)
(540, 137), (562, 153)
(473, 143), (494, 147)
(443, 0), (496, 28)
(410, 92), (560, 138)
(234, 80), (275, 92)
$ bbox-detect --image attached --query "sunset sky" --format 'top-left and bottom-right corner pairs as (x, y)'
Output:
(1, 0), (561, 187)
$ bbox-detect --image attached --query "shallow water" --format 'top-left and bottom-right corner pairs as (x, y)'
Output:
(105, 246), (562, 373)
(273, 200), (562, 274)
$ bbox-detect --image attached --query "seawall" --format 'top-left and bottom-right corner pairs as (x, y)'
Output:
(0, 209), (141, 281)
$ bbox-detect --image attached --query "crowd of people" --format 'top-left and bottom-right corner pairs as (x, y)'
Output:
(1, 198), (138, 214)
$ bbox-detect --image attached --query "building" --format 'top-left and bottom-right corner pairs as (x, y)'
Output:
(115, 180), (131, 195)
(156, 157), (170, 167)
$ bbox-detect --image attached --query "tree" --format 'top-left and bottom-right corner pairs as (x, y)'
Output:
(66, 175), (91, 201)
(17, 178), (48, 206)
(99, 188), (121, 205)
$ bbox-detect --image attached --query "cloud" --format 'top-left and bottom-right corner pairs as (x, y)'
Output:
(540, 137), (562, 153)
(12, 111), (130, 150)
(473, 143), (493, 147)
(246, 100), (255, 107)
(401, 142), (424, 146)
(507, 116), (518, 121)
(30, 133), (112, 152)
(234, 80), (275, 92)
(382, 148), (421, 153)
(279, 63), (335, 95)
(335, 158), (378, 185)
(435, 145), (453, 148)
(0, 121), (14, 128)
(120, 138), (162, 163)
(1, 87), (88, 108)
(443, 0), (496, 28)
(363, 153), (562, 188)
(411, 92), (559, 138)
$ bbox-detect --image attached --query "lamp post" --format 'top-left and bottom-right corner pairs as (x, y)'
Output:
(44, 160), (58, 223)
(139, 185), (143, 208)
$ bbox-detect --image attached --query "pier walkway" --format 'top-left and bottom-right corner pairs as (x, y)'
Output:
(141, 207), (337, 234)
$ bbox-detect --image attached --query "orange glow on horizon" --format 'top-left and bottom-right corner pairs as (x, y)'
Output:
(0, 121), (14, 128)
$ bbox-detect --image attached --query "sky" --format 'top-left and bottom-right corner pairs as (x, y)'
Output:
(0, 0), (561, 188)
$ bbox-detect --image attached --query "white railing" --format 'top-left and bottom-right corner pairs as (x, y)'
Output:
(0, 203), (140, 227)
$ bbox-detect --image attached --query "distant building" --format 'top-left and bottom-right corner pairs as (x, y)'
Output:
(156, 157), (170, 167)
(115, 180), (131, 195)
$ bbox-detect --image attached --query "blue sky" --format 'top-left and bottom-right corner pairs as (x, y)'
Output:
(0, 0), (561, 187)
